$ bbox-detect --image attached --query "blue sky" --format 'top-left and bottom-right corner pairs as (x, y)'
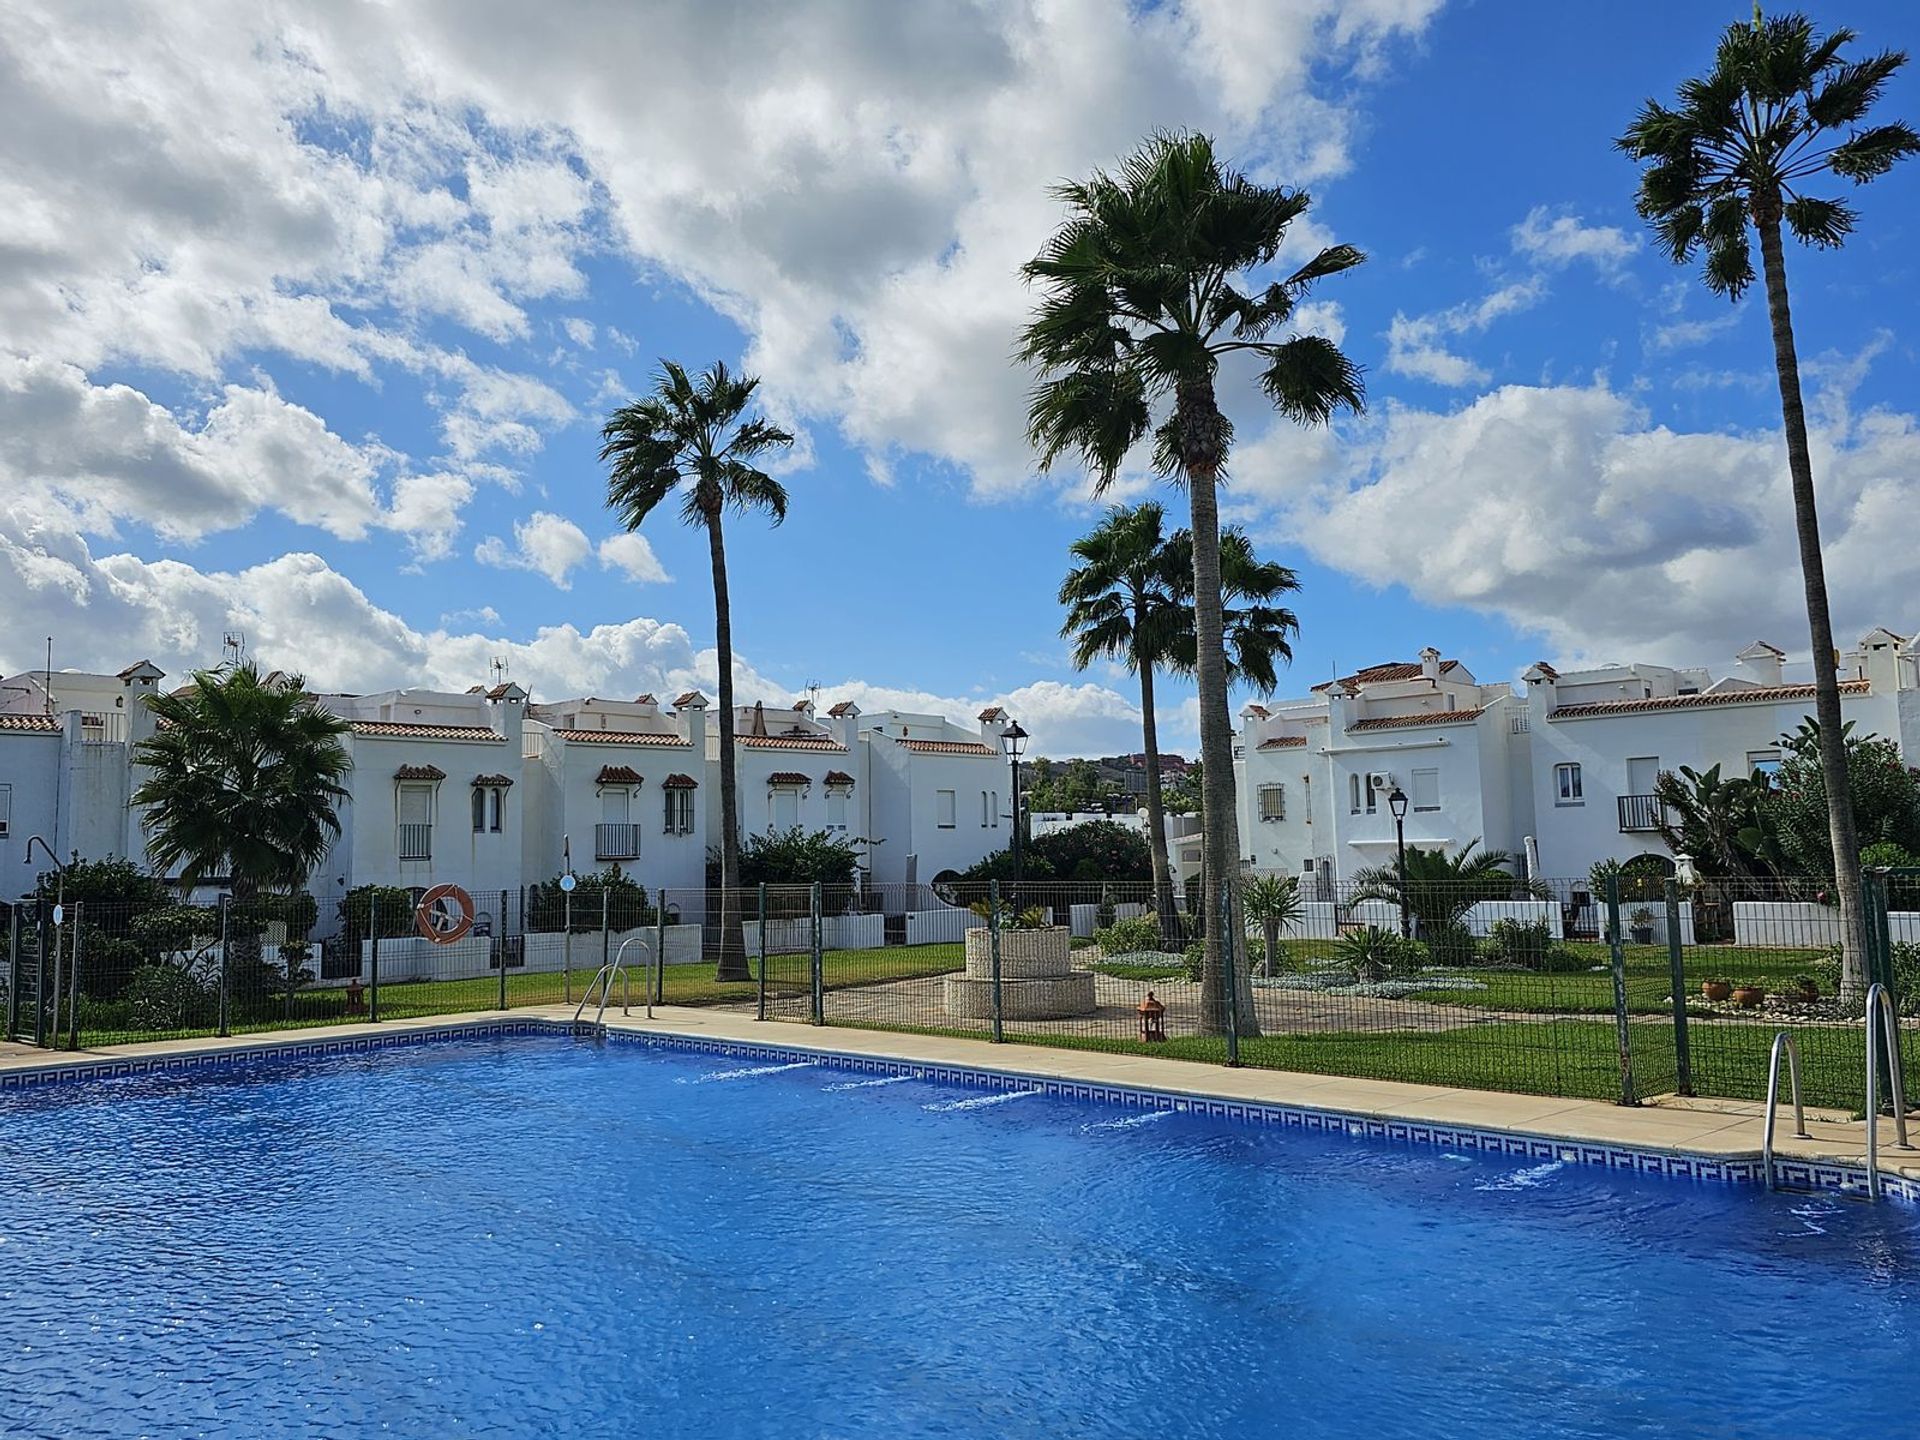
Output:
(2, 1), (1916, 755)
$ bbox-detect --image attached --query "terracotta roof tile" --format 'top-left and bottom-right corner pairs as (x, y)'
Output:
(977, 705), (1005, 721)
(352, 720), (503, 741)
(898, 738), (999, 756)
(739, 734), (845, 751)
(1256, 735), (1307, 750)
(824, 769), (857, 786)
(595, 764), (645, 786)
(1345, 706), (1486, 733)
(1311, 660), (1460, 693)
(672, 691), (706, 708)
(0, 712), (60, 732)
(1549, 680), (1869, 720)
(767, 771), (811, 786)
(662, 772), (699, 788)
(393, 763), (447, 781)
(826, 701), (858, 717)
(634, 693), (657, 705)
(550, 728), (687, 746)
(471, 772), (514, 787)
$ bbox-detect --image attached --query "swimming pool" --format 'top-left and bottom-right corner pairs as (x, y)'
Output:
(3, 1029), (1912, 1438)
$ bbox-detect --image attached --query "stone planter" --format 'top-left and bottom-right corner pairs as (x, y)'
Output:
(946, 924), (1095, 1020)
(962, 924), (1072, 979)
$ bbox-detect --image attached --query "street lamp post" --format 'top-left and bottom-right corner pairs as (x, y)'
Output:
(1387, 786), (1411, 938)
(1001, 722), (1029, 886)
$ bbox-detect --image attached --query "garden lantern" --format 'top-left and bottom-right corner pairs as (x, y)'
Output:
(1137, 990), (1167, 1042)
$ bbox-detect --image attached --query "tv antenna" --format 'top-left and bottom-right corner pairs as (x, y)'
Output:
(222, 631), (247, 665)
(491, 655), (511, 684)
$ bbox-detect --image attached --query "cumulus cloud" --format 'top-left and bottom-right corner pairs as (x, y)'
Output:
(1268, 366), (1920, 666)
(1511, 205), (1638, 276)
(473, 510), (593, 588)
(1384, 278), (1544, 388)
(597, 531), (670, 584)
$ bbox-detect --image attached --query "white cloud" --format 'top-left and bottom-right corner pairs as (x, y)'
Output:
(597, 531), (670, 584)
(1649, 308), (1744, 353)
(562, 317), (596, 347)
(1384, 278), (1544, 387)
(1511, 205), (1638, 276)
(473, 510), (593, 588)
(1271, 365), (1920, 665)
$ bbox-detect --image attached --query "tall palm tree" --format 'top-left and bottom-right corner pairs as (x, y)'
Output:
(601, 360), (794, 981)
(1022, 131), (1364, 1036)
(132, 664), (351, 962)
(1618, 9), (1916, 1000)
(1163, 524), (1302, 694)
(1058, 502), (1186, 940)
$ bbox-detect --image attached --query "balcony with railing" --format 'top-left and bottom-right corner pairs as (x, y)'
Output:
(1616, 794), (1666, 834)
(595, 822), (642, 860)
(397, 822), (433, 861)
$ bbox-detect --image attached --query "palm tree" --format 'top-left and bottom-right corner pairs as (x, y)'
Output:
(132, 664), (351, 970)
(1351, 840), (1535, 936)
(1653, 763), (1770, 880)
(1058, 502), (1187, 941)
(601, 360), (794, 981)
(1243, 872), (1302, 977)
(1021, 132), (1365, 1037)
(1163, 524), (1302, 694)
(1618, 9), (1916, 1000)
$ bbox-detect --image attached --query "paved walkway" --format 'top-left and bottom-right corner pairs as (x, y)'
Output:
(5, 1004), (1914, 1187)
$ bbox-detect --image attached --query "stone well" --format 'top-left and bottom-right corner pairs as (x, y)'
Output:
(943, 924), (1096, 1020)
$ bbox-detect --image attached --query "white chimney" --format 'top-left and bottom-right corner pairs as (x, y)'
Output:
(1735, 641), (1785, 688)
(1419, 646), (1442, 681)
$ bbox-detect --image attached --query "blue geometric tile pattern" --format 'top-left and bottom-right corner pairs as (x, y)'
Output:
(4, 1018), (1912, 1205)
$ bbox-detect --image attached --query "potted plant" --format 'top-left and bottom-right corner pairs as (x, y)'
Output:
(1701, 976), (1732, 1002)
(1731, 983), (1764, 1009)
(1628, 907), (1655, 945)
(1790, 973), (1820, 1003)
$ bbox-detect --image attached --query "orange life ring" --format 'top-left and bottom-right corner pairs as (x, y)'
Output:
(415, 883), (476, 944)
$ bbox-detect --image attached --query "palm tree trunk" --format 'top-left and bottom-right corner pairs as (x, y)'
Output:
(1755, 204), (1867, 1002)
(1178, 376), (1260, 1039)
(1136, 655), (1178, 946)
(707, 515), (750, 982)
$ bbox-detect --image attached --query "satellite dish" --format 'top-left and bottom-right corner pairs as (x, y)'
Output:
(559, 874), (577, 893)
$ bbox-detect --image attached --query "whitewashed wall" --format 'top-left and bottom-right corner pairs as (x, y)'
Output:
(1732, 902), (1920, 948)
(742, 913), (886, 954)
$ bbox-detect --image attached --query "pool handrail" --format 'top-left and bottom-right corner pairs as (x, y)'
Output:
(1863, 982), (1913, 1200)
(1761, 1030), (1808, 1191)
(574, 937), (649, 1026)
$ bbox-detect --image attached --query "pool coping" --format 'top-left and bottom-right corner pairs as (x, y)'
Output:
(4, 1006), (1916, 1205)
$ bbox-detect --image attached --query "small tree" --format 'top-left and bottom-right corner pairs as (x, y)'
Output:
(1243, 873), (1301, 977)
(1352, 840), (1534, 934)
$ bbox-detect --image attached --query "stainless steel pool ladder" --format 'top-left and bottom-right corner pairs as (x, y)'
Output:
(1863, 983), (1914, 1201)
(1762, 1031), (1808, 1191)
(573, 937), (651, 1026)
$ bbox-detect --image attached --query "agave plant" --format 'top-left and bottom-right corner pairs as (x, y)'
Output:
(1243, 873), (1302, 977)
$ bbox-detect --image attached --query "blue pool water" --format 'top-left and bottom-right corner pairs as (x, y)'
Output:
(3, 1035), (1913, 1439)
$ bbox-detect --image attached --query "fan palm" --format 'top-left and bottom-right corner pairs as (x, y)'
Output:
(1058, 502), (1186, 941)
(1163, 524), (1301, 694)
(132, 663), (351, 971)
(601, 360), (795, 980)
(1243, 872), (1302, 978)
(1351, 840), (1535, 936)
(1021, 132), (1365, 1036)
(1618, 9), (1916, 1000)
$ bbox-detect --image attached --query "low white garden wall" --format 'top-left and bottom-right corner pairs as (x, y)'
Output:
(906, 908), (987, 945)
(1289, 898), (1566, 942)
(742, 913), (886, 955)
(1068, 901), (1148, 938)
(1732, 902), (1920, 949)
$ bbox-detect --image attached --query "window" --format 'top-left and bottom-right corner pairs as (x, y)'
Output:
(771, 786), (800, 829)
(0, 782), (12, 838)
(936, 789), (957, 828)
(488, 788), (503, 833)
(1555, 763), (1584, 805)
(990, 790), (1000, 828)
(1348, 774), (1362, 814)
(601, 787), (630, 825)
(1747, 749), (1783, 785)
(1257, 784), (1285, 822)
(826, 789), (848, 832)
(397, 784), (433, 860)
(471, 787), (487, 833)
(1365, 775), (1378, 814)
(1411, 768), (1440, 813)
(981, 790), (990, 827)
(663, 787), (695, 835)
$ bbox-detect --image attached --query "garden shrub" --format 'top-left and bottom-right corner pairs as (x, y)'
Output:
(1094, 913), (1163, 956)
(1420, 920), (1478, 970)
(125, 963), (207, 1032)
(1338, 926), (1424, 982)
(1480, 918), (1569, 971)
(528, 868), (660, 931)
(340, 885), (418, 939)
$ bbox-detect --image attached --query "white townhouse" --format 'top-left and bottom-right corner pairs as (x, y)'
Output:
(0, 660), (166, 881)
(1523, 629), (1920, 878)
(710, 696), (862, 853)
(521, 691), (708, 893)
(859, 705), (1018, 887)
(1235, 648), (1533, 889)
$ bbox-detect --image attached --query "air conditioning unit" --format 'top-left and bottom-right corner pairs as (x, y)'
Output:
(1368, 771), (1397, 793)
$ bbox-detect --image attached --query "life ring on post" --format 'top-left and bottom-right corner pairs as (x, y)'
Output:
(415, 883), (476, 944)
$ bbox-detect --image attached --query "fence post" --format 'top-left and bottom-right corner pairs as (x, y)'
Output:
(809, 882), (824, 1025)
(1606, 873), (1636, 1105)
(1663, 879), (1693, 1097)
(1220, 881), (1240, 1069)
(563, 886), (573, 1006)
(66, 901), (83, 1050)
(600, 885), (611, 980)
(755, 884), (768, 1022)
(47, 899), (68, 1049)
(5, 907), (18, 1040)
(368, 894), (382, 1024)
(988, 879), (1004, 1044)
(498, 889), (510, 1011)
(217, 895), (231, 1039)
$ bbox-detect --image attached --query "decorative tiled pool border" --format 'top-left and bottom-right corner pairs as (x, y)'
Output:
(4, 1017), (1913, 1205)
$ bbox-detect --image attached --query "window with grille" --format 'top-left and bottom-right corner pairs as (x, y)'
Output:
(1257, 784), (1285, 821)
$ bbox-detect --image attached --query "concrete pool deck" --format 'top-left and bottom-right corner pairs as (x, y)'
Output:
(4, 1005), (1916, 1194)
